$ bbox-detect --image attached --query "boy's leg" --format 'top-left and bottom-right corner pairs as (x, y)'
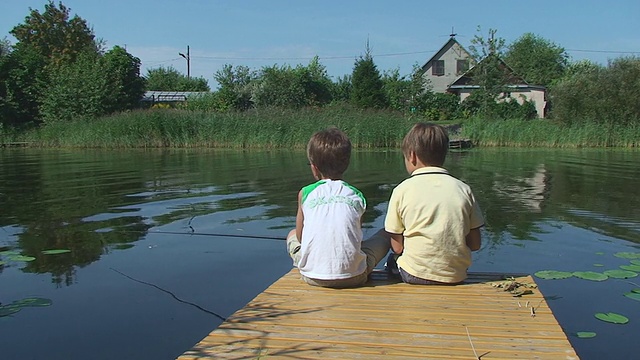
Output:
(286, 229), (302, 267)
(361, 229), (391, 274)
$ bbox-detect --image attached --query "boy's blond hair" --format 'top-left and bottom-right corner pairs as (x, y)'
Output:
(307, 127), (351, 179)
(402, 123), (449, 166)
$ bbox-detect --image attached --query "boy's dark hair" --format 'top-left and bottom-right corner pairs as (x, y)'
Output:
(402, 123), (449, 166)
(307, 127), (351, 179)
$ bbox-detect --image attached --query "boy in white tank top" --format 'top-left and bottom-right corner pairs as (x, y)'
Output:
(286, 128), (390, 288)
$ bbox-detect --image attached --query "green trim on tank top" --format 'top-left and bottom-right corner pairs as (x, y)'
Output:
(301, 180), (326, 204)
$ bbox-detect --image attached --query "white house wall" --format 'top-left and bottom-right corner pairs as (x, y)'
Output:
(422, 42), (471, 93)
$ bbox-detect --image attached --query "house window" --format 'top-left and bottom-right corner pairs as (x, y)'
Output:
(432, 60), (445, 76)
(456, 59), (469, 75)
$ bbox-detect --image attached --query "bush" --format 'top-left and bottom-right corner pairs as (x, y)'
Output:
(550, 57), (640, 125)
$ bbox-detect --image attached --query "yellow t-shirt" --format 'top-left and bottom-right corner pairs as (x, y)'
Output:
(384, 166), (484, 283)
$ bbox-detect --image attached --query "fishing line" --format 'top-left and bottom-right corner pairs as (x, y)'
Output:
(110, 267), (227, 321)
(141, 229), (286, 241)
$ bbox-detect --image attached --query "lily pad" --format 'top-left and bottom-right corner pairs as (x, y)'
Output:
(573, 271), (608, 281)
(8, 255), (36, 262)
(595, 252), (605, 255)
(603, 270), (638, 279)
(632, 288), (640, 293)
(595, 312), (629, 324)
(593, 264), (604, 267)
(0, 250), (19, 256)
(534, 270), (573, 280)
(619, 264), (640, 272)
(631, 260), (640, 266)
(624, 292), (640, 302)
(0, 306), (21, 317)
(41, 249), (71, 255)
(0, 260), (5, 266)
(614, 252), (640, 259)
(576, 331), (597, 339)
(10, 297), (52, 307)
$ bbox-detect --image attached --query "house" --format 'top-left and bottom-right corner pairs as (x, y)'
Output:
(419, 36), (474, 93)
(419, 36), (547, 118)
(447, 56), (547, 118)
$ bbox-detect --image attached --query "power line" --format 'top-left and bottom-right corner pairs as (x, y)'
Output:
(189, 49), (439, 62)
(144, 57), (181, 66)
(566, 48), (640, 55)
(152, 47), (638, 64)
(140, 47), (639, 70)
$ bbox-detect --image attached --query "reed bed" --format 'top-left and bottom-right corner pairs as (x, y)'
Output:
(11, 106), (421, 149)
(460, 118), (640, 148)
(3, 107), (638, 148)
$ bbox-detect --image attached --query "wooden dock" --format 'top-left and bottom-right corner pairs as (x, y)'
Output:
(449, 139), (473, 150)
(178, 269), (578, 360)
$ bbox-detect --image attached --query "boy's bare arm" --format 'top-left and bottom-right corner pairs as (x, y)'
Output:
(295, 190), (304, 243)
(390, 233), (404, 254)
(465, 228), (482, 251)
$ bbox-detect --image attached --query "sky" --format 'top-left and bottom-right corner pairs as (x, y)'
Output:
(1, 0), (639, 88)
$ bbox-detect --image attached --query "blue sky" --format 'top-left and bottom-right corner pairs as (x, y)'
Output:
(1, 0), (639, 87)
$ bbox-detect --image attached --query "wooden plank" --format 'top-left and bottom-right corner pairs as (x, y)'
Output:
(178, 269), (578, 360)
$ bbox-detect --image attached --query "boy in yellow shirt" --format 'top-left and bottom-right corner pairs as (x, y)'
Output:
(385, 123), (484, 284)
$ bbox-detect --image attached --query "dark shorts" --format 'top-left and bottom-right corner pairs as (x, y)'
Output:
(399, 267), (462, 285)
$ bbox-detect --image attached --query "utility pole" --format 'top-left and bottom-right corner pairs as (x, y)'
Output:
(179, 45), (190, 79)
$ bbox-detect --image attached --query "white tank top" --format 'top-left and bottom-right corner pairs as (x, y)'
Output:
(297, 179), (367, 280)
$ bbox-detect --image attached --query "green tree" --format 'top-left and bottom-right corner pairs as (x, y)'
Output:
(145, 66), (209, 91)
(252, 57), (333, 108)
(214, 64), (256, 111)
(39, 51), (109, 123)
(2, 1), (101, 126)
(565, 59), (601, 77)
(505, 33), (569, 87)
(304, 56), (333, 106)
(351, 42), (387, 109)
(382, 68), (411, 111)
(0, 46), (48, 126)
(10, 1), (99, 65)
(331, 75), (352, 102)
(39, 46), (146, 123)
(467, 27), (510, 117)
(550, 56), (640, 125)
(253, 64), (305, 107)
(102, 46), (145, 112)
(0, 38), (11, 57)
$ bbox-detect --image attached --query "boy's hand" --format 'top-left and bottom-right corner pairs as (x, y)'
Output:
(466, 228), (481, 251)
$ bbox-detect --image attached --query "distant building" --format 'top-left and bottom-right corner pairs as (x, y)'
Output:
(448, 56), (547, 118)
(141, 91), (210, 105)
(419, 37), (547, 118)
(419, 37), (474, 93)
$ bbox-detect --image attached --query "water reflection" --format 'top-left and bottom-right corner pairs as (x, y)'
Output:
(1, 148), (640, 360)
(1, 148), (640, 284)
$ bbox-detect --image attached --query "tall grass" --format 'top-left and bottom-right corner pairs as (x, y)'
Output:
(3, 106), (638, 148)
(11, 105), (425, 148)
(460, 118), (640, 147)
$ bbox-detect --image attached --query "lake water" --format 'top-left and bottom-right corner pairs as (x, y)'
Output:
(1, 148), (639, 359)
